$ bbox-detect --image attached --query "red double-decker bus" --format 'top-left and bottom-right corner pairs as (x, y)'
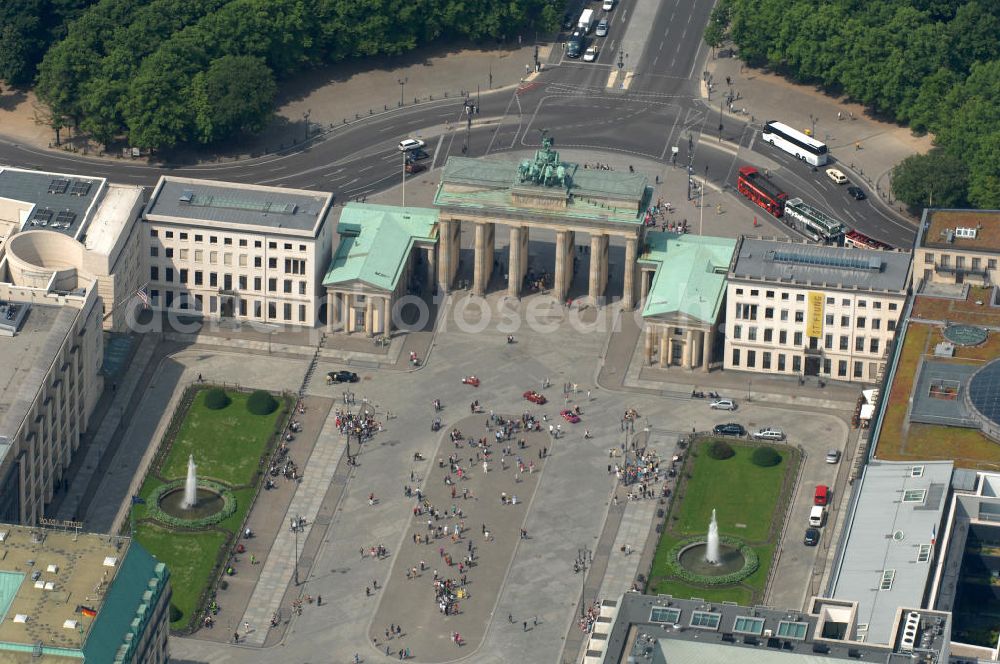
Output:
(845, 229), (893, 251)
(737, 166), (788, 217)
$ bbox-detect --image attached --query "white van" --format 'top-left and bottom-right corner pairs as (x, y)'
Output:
(578, 8), (596, 33)
(808, 505), (826, 527)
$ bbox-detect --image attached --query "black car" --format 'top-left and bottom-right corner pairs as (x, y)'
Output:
(327, 370), (359, 384)
(804, 528), (820, 546)
(847, 186), (866, 200)
(562, 12), (575, 30)
(566, 32), (585, 58)
(713, 423), (746, 437)
(408, 148), (430, 161)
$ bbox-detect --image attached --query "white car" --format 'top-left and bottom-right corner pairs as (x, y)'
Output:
(709, 399), (737, 411)
(602, 0), (615, 9)
(752, 428), (786, 441)
(826, 449), (841, 464)
(825, 168), (848, 184)
(398, 138), (425, 152)
(583, 46), (598, 62)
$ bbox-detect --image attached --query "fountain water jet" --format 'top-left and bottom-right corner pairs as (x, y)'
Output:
(706, 508), (720, 564)
(182, 455), (198, 509)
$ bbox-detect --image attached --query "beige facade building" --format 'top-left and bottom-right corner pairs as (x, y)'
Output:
(914, 209), (1000, 286)
(143, 176), (335, 327)
(0, 524), (171, 664)
(724, 238), (912, 383)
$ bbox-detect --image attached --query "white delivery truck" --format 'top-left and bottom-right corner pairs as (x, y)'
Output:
(578, 8), (596, 33)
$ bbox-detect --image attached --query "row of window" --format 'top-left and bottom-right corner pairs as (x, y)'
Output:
(731, 349), (879, 379)
(735, 288), (807, 302)
(150, 267), (308, 295)
(732, 326), (887, 354)
(924, 252), (997, 270)
(150, 228), (307, 253)
(734, 287), (900, 311)
(149, 248), (308, 275)
(150, 290), (309, 322)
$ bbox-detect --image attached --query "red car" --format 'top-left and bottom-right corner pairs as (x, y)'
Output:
(462, 376), (480, 387)
(560, 409), (581, 423)
(523, 390), (547, 405)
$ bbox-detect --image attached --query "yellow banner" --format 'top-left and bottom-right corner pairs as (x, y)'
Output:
(806, 291), (824, 338)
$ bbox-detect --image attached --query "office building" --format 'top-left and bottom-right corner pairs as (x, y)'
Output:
(914, 209), (1000, 286)
(724, 237), (912, 383)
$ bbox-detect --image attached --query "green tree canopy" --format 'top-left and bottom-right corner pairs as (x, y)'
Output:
(891, 149), (969, 211)
(191, 55), (276, 144)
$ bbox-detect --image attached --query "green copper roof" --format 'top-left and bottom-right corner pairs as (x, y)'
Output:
(640, 233), (736, 324)
(84, 541), (168, 664)
(323, 203), (438, 291)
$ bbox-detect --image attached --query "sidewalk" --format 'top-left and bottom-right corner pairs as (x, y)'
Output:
(704, 53), (932, 214)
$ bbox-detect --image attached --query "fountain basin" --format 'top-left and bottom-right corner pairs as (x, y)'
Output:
(666, 535), (759, 586)
(160, 487), (225, 520)
(144, 478), (237, 528)
(678, 542), (746, 576)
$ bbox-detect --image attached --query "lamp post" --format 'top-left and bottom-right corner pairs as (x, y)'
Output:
(291, 513), (302, 585)
(402, 148), (407, 207)
(809, 114), (817, 137)
(397, 77), (408, 107)
(575, 547), (593, 617)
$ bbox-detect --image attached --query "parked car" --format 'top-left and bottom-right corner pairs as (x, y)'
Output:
(560, 409), (581, 423)
(752, 427), (785, 441)
(713, 423), (745, 437)
(408, 148), (430, 161)
(398, 138), (425, 152)
(709, 398), (737, 411)
(814, 485), (829, 506)
(847, 186), (866, 200)
(405, 161), (426, 174)
(826, 449), (841, 464)
(825, 168), (848, 184)
(326, 370), (359, 384)
(804, 528), (820, 546)
(583, 46), (599, 62)
(523, 390), (547, 405)
(602, 0), (615, 9)
(595, 19), (609, 36)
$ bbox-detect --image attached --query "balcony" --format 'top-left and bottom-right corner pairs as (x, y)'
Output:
(935, 263), (988, 278)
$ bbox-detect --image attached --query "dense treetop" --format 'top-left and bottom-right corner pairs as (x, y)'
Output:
(13, 0), (556, 148)
(708, 0), (1000, 209)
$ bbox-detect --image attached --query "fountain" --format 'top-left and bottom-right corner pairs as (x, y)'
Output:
(706, 509), (721, 564)
(183, 454), (198, 508)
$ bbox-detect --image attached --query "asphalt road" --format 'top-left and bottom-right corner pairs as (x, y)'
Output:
(0, 0), (913, 249)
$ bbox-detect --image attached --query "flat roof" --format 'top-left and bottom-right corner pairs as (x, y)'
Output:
(730, 237), (911, 293)
(83, 183), (143, 256)
(323, 203), (438, 291)
(0, 168), (105, 242)
(0, 526), (125, 655)
(145, 176), (333, 235)
(435, 156), (650, 227)
(0, 304), (77, 455)
(919, 209), (1000, 253)
(828, 460), (952, 644)
(639, 232), (736, 323)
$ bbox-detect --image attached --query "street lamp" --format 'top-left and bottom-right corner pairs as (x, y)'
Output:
(808, 114), (817, 137)
(291, 513), (302, 585)
(397, 77), (408, 107)
(575, 547), (593, 616)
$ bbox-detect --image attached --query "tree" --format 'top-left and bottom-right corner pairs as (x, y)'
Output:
(708, 440), (735, 460)
(891, 149), (969, 211)
(750, 446), (781, 467)
(190, 55), (276, 144)
(246, 390), (277, 415)
(203, 387), (230, 410)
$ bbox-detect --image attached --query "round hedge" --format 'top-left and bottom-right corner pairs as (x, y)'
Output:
(246, 390), (278, 415)
(708, 440), (735, 460)
(203, 388), (231, 410)
(666, 535), (759, 586)
(143, 479), (236, 528)
(751, 446), (782, 467)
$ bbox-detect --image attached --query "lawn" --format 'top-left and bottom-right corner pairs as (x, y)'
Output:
(159, 389), (283, 485)
(646, 440), (798, 604)
(130, 387), (289, 632)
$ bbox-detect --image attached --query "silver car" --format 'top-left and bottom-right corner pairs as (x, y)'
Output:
(826, 449), (841, 464)
(753, 428), (785, 441)
(595, 19), (609, 36)
(709, 398), (737, 411)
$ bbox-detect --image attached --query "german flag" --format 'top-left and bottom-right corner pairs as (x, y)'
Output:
(76, 605), (97, 618)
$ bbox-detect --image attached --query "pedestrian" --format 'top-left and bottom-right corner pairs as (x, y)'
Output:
(243, 621), (251, 634)
(508, 613), (514, 623)
(233, 632), (240, 644)
(523, 620), (528, 631)
(317, 595), (322, 606)
(534, 615), (538, 626)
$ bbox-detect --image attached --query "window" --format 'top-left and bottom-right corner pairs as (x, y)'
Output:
(825, 314), (834, 325)
(794, 332), (803, 346)
(210, 251), (218, 264)
(779, 330), (787, 344)
(284, 243), (292, 250)
(268, 278), (277, 292)
(911, 465), (924, 478)
(762, 352), (771, 369)
(299, 304), (306, 322)
(239, 255), (247, 267)
(194, 249), (203, 262)
(780, 309), (788, 321)
(255, 257), (262, 268)
(165, 248), (174, 258)
(872, 319), (881, 330)
(179, 269), (188, 284)
(253, 277), (262, 291)
(823, 358), (832, 374)
(956, 256), (965, 269)
(841, 298), (850, 306)
(194, 271), (203, 286)
(888, 320), (897, 332)
(731, 349), (741, 366)
(224, 237), (233, 246)
(750, 289), (759, 296)
(733, 616), (765, 635)
(165, 231), (174, 239)
(179, 248), (188, 260)
(855, 336), (865, 352)
(794, 311), (804, 322)
(150, 246), (159, 257)
(870, 339), (880, 354)
(902, 489), (926, 503)
(840, 315), (849, 327)
(283, 302), (292, 321)
(796, 293), (805, 302)
(269, 241), (277, 249)
(150, 229), (158, 237)
(858, 299), (867, 308)
(150, 266), (159, 280)
(735, 288), (743, 295)
(690, 611), (721, 629)
(826, 297), (835, 305)
(210, 272), (218, 287)
(733, 324), (742, 340)
(778, 354), (786, 371)
(179, 232), (188, 240)
(888, 302), (898, 311)
(164, 267), (174, 283)
(840, 335), (849, 351)
(853, 361), (863, 378)
(824, 334), (833, 350)
(650, 607), (682, 624)
(781, 292), (789, 300)
(299, 244), (306, 252)
(238, 275), (247, 290)
(765, 290), (775, 299)
(223, 253), (232, 266)
(239, 239), (247, 247)
(857, 317), (866, 329)
(283, 279), (292, 293)
(764, 329), (773, 342)
(924, 253), (934, 264)
(209, 235), (218, 244)
(255, 240), (262, 248)
(972, 258), (981, 270)
(150, 289), (159, 301)
(223, 274), (232, 290)
(195, 234), (203, 242)
(990, 259), (998, 270)
(298, 281), (307, 295)
(765, 307), (774, 319)
(940, 254), (950, 267)
(268, 302), (276, 318)
(776, 621), (808, 640)
(838, 360), (847, 377)
(874, 301), (882, 309)
(268, 257), (277, 269)
(747, 327), (757, 341)
(747, 350), (756, 367)
(792, 356), (801, 372)
(880, 570), (895, 590)
(917, 544), (932, 563)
